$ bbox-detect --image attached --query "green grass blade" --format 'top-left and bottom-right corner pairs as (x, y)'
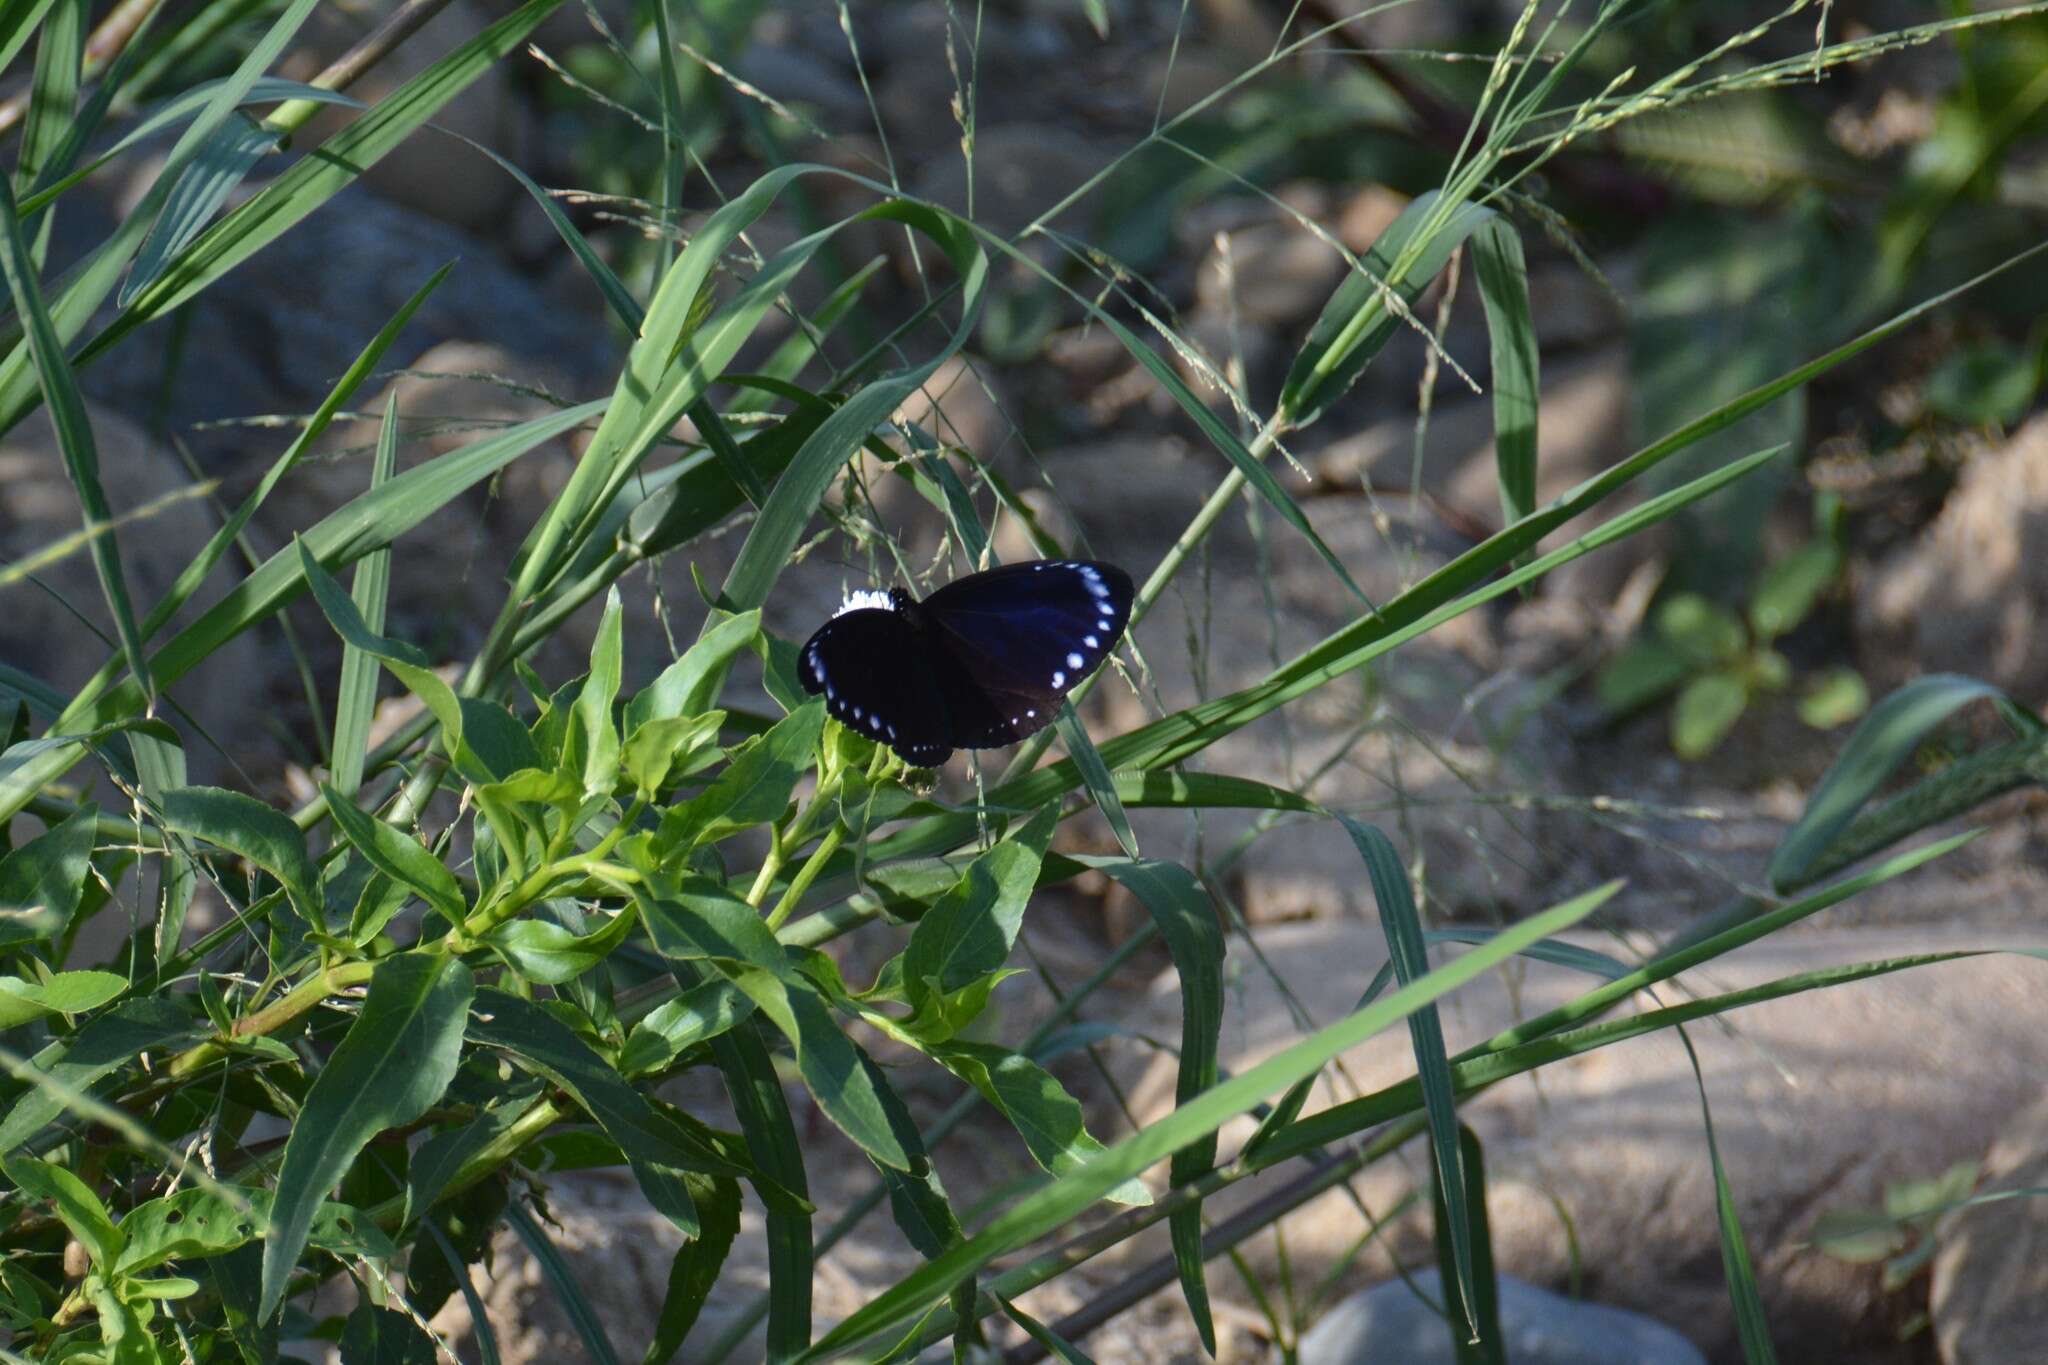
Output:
(0, 998), (198, 1155)
(260, 954), (473, 1320)
(0, 400), (600, 824)
(1470, 218), (1538, 536)
(506, 1198), (624, 1365)
(1678, 1026), (1777, 1364)
(1092, 307), (1378, 613)
(1430, 1125), (1503, 1365)
(1768, 674), (2007, 892)
(1090, 858), (1223, 1354)
(13, 0), (80, 198)
(70, 0), (562, 370)
(330, 395), (401, 798)
(0, 172), (151, 704)
(1054, 708), (1137, 860)
(1338, 816), (1480, 1345)
(0, 0), (59, 79)
(697, 1004), (813, 1365)
(120, 111), (278, 307)
(0, 0), (324, 436)
(727, 256), (886, 414)
(800, 889), (1608, 1359)
(1278, 191), (1496, 430)
(715, 201), (988, 615)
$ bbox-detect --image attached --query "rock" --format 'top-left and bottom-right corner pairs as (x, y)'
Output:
(1930, 1093), (2048, 1364)
(1194, 217), (1348, 328)
(0, 404), (270, 785)
(282, 2), (531, 236)
(1298, 1268), (1706, 1365)
(1111, 922), (2048, 1362)
(1857, 413), (2048, 697)
(911, 124), (1110, 240)
(80, 187), (613, 463)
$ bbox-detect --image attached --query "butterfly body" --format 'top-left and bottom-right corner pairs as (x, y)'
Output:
(799, 559), (1134, 767)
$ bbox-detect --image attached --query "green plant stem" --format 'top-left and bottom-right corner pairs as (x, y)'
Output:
(164, 959), (378, 1081)
(764, 824), (843, 930)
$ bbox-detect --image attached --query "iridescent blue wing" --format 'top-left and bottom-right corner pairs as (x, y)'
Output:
(919, 559), (1134, 749)
(798, 608), (955, 767)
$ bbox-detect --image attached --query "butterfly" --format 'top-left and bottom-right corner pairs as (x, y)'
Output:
(798, 559), (1135, 767)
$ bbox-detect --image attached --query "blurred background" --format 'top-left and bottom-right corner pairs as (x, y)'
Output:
(4, 2), (2048, 1361)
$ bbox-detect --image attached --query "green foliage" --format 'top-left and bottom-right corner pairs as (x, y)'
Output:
(0, 2), (2039, 1361)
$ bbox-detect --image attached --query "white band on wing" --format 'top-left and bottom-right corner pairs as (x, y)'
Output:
(833, 588), (895, 617)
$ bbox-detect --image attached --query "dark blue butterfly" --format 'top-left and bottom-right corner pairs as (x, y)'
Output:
(799, 559), (1134, 767)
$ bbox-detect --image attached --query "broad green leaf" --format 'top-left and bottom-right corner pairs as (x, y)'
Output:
(642, 1174), (741, 1365)
(158, 786), (320, 930)
(622, 712), (725, 800)
(662, 701), (824, 847)
(576, 589), (625, 797)
(626, 610), (762, 731)
(469, 988), (739, 1230)
(0, 800), (96, 944)
(1797, 669), (1869, 730)
(1112, 769), (1320, 812)
(1749, 539), (1841, 641)
(0, 998), (198, 1154)
(801, 888), (1607, 1358)
(114, 1187), (380, 1275)
(1769, 674), (2006, 892)
(620, 976), (754, 1078)
(639, 881), (912, 1170)
(331, 394), (402, 799)
(0, 969), (124, 1027)
(1596, 638), (1691, 715)
(1279, 191), (1497, 430)
(484, 906), (635, 986)
(1471, 218), (1538, 537)
(261, 954), (474, 1320)
(402, 1092), (544, 1230)
(1672, 671), (1750, 759)
(320, 783), (466, 926)
(901, 805), (1055, 1039)
(2, 1155), (121, 1269)
(1338, 817), (1477, 1341)
(1656, 593), (1747, 666)
(931, 1041), (1150, 1206)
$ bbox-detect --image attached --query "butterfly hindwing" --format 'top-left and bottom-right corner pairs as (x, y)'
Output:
(798, 608), (955, 767)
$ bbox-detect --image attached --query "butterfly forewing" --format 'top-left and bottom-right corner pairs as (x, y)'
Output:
(798, 607), (955, 766)
(921, 560), (1134, 745)
(798, 560), (1133, 766)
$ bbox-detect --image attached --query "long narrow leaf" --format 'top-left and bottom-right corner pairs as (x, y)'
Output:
(330, 395), (401, 797)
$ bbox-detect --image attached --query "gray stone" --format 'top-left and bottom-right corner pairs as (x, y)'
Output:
(1112, 922), (2048, 1362)
(1858, 413), (2048, 698)
(1299, 1268), (1706, 1365)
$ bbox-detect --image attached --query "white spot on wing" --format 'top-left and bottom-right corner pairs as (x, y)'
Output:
(1084, 635), (1099, 648)
(1066, 651), (1084, 669)
(833, 587), (895, 618)
(1051, 670), (1065, 688)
